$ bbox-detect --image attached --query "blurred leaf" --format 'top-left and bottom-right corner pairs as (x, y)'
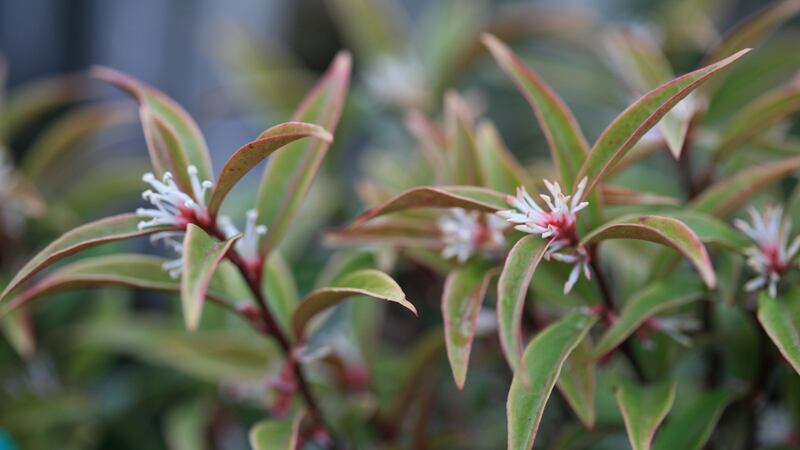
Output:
(444, 92), (483, 185)
(207, 122), (332, 215)
(600, 185), (681, 206)
(0, 309), (35, 358)
(181, 225), (239, 331)
(652, 390), (737, 450)
(291, 269), (416, 340)
(758, 291), (800, 376)
(326, 0), (407, 61)
(257, 52), (351, 256)
(593, 275), (704, 358)
(249, 413), (303, 450)
(92, 66), (213, 189)
(582, 215), (715, 288)
(441, 262), (495, 389)
(497, 235), (550, 377)
(61, 159), (152, 216)
(663, 211), (750, 250)
(164, 399), (211, 450)
(690, 155), (800, 217)
(326, 218), (440, 249)
(616, 381), (676, 450)
(557, 338), (596, 428)
(21, 102), (135, 179)
(507, 311), (597, 450)
(713, 74), (800, 161)
(0, 254), (233, 318)
(0, 213), (168, 303)
(475, 120), (533, 194)
(262, 250), (299, 334)
(352, 185), (506, 226)
(576, 49), (750, 196)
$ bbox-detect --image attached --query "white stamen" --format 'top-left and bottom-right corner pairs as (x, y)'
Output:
(438, 208), (506, 263)
(219, 209), (267, 262)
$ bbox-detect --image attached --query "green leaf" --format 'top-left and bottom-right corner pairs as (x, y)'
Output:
(444, 92), (483, 185)
(0, 310), (35, 358)
(326, 0), (407, 61)
(582, 214), (716, 288)
(575, 49), (750, 196)
(165, 399), (211, 450)
(262, 250), (299, 334)
(690, 155), (800, 217)
(507, 311), (597, 450)
(441, 262), (495, 389)
(326, 218), (440, 248)
(497, 235), (550, 376)
(257, 52), (351, 256)
(482, 33), (588, 191)
(652, 390), (737, 450)
(593, 276), (705, 358)
(181, 225), (239, 331)
(291, 269), (416, 340)
(713, 76), (800, 161)
(557, 339), (596, 428)
(758, 291), (800, 375)
(352, 185), (507, 226)
(249, 414), (303, 450)
(207, 122), (332, 216)
(92, 66), (213, 188)
(0, 213), (168, 303)
(663, 211), (750, 251)
(616, 381), (676, 450)
(475, 120), (533, 194)
(0, 254), (232, 318)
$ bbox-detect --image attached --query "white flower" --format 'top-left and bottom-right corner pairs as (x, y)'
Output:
(497, 178), (591, 294)
(757, 407), (794, 446)
(149, 231), (185, 278)
(136, 165), (213, 230)
(438, 208), (506, 263)
(218, 209), (267, 263)
(734, 205), (800, 298)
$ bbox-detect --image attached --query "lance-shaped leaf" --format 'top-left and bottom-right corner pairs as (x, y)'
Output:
(0, 310), (35, 358)
(652, 390), (737, 450)
(507, 311), (597, 450)
(445, 92), (483, 185)
(181, 225), (239, 331)
(713, 75), (800, 161)
(262, 251), (299, 334)
(0, 213), (168, 303)
(292, 269), (416, 340)
(257, 52), (351, 256)
(616, 381), (676, 450)
(326, 0), (407, 61)
(557, 339), (596, 428)
(497, 236), (551, 376)
(604, 29), (693, 158)
(593, 277), (705, 358)
(664, 211), (750, 250)
(582, 215), (715, 288)
(575, 49), (750, 197)
(92, 66), (213, 188)
(600, 185), (680, 206)
(326, 219), (441, 249)
(442, 262), (496, 389)
(0, 254), (234, 318)
(475, 120), (533, 194)
(758, 291), (800, 375)
(352, 186), (507, 226)
(207, 122), (332, 215)
(249, 413), (303, 450)
(690, 155), (800, 217)
(482, 34), (588, 191)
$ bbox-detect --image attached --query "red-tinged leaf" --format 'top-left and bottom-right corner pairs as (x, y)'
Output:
(713, 75), (800, 161)
(664, 211), (750, 251)
(604, 29), (693, 159)
(325, 219), (440, 248)
(497, 235), (551, 377)
(207, 122), (332, 215)
(690, 155), (800, 217)
(442, 262), (496, 389)
(557, 339), (596, 428)
(0, 214), (169, 303)
(575, 49), (750, 197)
(507, 311), (597, 450)
(582, 215), (715, 288)
(249, 413), (304, 450)
(405, 109), (448, 180)
(758, 291), (800, 376)
(257, 52), (351, 256)
(616, 381), (676, 450)
(91, 66), (214, 190)
(181, 225), (239, 331)
(475, 120), (534, 194)
(600, 185), (680, 206)
(352, 186), (507, 227)
(444, 92), (483, 185)
(652, 390), (737, 450)
(482, 33), (588, 191)
(291, 269), (416, 340)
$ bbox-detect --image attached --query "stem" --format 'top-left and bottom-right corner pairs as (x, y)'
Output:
(589, 249), (648, 382)
(202, 221), (336, 446)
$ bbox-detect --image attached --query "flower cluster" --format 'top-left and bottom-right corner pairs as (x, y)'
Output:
(734, 205), (800, 298)
(497, 177), (591, 293)
(438, 208), (506, 263)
